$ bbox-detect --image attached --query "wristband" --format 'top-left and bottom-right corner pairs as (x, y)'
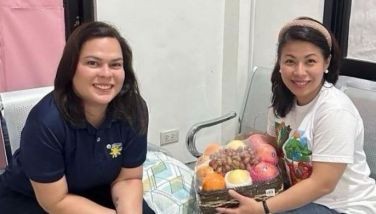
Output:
(262, 200), (270, 214)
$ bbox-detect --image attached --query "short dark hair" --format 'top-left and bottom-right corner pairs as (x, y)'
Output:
(271, 17), (341, 117)
(53, 21), (148, 134)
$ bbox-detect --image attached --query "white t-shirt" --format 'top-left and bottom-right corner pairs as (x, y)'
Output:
(267, 82), (376, 214)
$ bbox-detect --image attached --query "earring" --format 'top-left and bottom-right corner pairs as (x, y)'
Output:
(324, 69), (329, 74)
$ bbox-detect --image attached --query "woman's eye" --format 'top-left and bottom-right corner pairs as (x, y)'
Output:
(284, 59), (294, 65)
(307, 59), (317, 64)
(87, 61), (98, 66)
(111, 63), (123, 69)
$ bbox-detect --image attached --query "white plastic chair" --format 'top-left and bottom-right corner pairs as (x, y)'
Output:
(0, 113), (8, 169)
(0, 86), (54, 158)
(336, 75), (376, 179)
(186, 66), (273, 157)
(186, 67), (376, 181)
(0, 86), (197, 213)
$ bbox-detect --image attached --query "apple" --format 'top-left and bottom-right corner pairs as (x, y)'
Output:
(254, 143), (278, 165)
(249, 161), (279, 182)
(245, 133), (269, 146)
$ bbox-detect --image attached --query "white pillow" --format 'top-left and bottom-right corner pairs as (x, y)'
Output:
(143, 151), (198, 214)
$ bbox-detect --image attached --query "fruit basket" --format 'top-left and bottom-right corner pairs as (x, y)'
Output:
(196, 174), (283, 213)
(194, 134), (284, 214)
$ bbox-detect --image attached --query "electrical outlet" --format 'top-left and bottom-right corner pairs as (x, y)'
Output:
(160, 129), (179, 145)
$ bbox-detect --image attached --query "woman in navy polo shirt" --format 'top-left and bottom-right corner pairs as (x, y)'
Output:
(0, 21), (155, 214)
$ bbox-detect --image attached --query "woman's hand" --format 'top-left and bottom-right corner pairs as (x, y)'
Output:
(215, 190), (264, 214)
(111, 166), (144, 214)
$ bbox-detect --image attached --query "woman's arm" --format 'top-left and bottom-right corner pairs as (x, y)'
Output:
(111, 166), (144, 214)
(31, 177), (116, 214)
(266, 161), (346, 213)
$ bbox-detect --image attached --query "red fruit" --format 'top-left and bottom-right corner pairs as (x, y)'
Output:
(254, 143), (278, 165)
(249, 162), (279, 182)
(246, 134), (269, 147)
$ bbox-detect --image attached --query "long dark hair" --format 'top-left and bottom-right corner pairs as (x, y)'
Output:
(53, 21), (148, 134)
(271, 17), (341, 117)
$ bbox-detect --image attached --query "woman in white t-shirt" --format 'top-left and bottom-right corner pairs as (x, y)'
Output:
(217, 17), (376, 214)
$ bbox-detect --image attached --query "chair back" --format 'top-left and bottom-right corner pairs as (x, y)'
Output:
(0, 111), (9, 169)
(238, 66), (273, 133)
(186, 66), (273, 157)
(336, 76), (376, 179)
(0, 86), (53, 164)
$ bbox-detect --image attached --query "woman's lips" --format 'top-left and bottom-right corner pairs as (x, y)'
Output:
(93, 83), (113, 90)
(292, 80), (310, 87)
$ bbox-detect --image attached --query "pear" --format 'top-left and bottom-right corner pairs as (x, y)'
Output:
(226, 140), (246, 150)
(225, 169), (252, 188)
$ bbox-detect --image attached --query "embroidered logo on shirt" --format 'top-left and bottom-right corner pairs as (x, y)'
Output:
(106, 143), (122, 158)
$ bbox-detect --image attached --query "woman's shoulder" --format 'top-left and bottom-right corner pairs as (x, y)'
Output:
(317, 84), (360, 116)
(27, 92), (64, 126)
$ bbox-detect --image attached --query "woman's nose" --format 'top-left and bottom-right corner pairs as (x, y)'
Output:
(294, 63), (306, 75)
(99, 65), (112, 77)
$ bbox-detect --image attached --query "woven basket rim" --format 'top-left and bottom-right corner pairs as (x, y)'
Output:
(195, 174), (284, 210)
(196, 174), (282, 194)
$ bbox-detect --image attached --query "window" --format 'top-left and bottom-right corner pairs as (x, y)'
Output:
(324, 0), (376, 81)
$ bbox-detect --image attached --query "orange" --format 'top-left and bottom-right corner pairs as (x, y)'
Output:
(196, 155), (210, 166)
(202, 172), (225, 191)
(203, 143), (222, 156)
(196, 162), (214, 181)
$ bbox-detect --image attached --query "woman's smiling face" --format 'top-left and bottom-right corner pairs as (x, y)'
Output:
(279, 40), (330, 105)
(73, 37), (125, 110)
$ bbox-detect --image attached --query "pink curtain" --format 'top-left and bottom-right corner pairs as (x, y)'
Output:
(0, 0), (65, 92)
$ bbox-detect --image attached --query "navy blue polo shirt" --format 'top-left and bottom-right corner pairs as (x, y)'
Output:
(1, 93), (147, 197)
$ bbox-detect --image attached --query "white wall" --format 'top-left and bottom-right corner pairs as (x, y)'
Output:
(96, 0), (227, 164)
(250, 0), (325, 68)
(95, 0), (324, 163)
